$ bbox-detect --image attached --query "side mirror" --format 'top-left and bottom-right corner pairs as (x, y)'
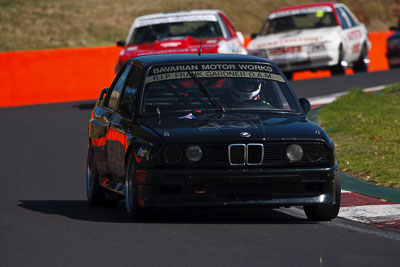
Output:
(251, 33), (258, 39)
(116, 40), (126, 47)
(299, 98), (311, 114)
(96, 88), (108, 106)
(236, 31), (245, 45)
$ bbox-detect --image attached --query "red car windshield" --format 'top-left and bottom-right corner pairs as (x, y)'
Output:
(130, 21), (223, 44)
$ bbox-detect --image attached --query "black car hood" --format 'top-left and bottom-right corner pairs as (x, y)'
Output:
(140, 112), (327, 143)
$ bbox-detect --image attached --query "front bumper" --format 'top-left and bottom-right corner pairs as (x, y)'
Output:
(136, 165), (339, 208)
(386, 50), (400, 66)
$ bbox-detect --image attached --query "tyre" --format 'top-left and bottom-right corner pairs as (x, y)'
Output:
(86, 143), (106, 206)
(125, 152), (147, 220)
(284, 71), (293, 80)
(330, 45), (346, 75)
(304, 174), (341, 221)
(353, 43), (369, 72)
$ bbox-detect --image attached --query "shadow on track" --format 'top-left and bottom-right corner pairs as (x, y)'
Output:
(18, 200), (313, 225)
(73, 101), (96, 110)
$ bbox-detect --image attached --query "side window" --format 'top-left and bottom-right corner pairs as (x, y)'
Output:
(119, 64), (143, 117)
(107, 64), (132, 110)
(218, 13), (233, 38)
(341, 7), (358, 28)
(336, 8), (349, 29)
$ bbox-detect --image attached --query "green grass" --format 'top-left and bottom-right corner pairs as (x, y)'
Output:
(0, 0), (398, 51)
(318, 84), (400, 188)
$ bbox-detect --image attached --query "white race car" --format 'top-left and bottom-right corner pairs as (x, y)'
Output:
(247, 2), (370, 79)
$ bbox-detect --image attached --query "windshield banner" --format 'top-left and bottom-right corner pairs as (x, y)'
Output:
(269, 6), (332, 19)
(137, 15), (218, 27)
(145, 63), (284, 84)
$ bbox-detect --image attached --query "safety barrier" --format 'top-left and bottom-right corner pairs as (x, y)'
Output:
(0, 32), (393, 108)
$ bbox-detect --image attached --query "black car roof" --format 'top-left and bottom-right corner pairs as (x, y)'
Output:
(127, 53), (277, 67)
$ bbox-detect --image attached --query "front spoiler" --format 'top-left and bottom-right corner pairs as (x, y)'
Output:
(135, 165), (339, 208)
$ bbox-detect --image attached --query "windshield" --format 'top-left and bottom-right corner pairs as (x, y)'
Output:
(142, 62), (300, 115)
(130, 21), (223, 44)
(264, 7), (337, 34)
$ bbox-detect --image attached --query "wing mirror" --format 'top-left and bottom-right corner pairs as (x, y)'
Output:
(236, 31), (245, 45)
(96, 88), (108, 106)
(299, 98), (311, 114)
(251, 33), (258, 39)
(116, 40), (126, 47)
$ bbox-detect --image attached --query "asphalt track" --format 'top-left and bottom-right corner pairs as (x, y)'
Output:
(1, 69), (400, 266)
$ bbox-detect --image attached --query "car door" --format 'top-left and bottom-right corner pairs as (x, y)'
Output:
(217, 12), (246, 54)
(340, 5), (366, 61)
(96, 63), (132, 178)
(89, 64), (130, 176)
(335, 6), (363, 62)
(105, 63), (142, 180)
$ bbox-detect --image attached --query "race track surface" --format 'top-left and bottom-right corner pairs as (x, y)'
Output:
(1, 70), (400, 266)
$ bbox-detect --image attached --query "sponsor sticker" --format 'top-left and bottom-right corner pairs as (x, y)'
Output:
(315, 10), (325, 18)
(179, 113), (196, 119)
(269, 6), (332, 19)
(137, 15), (218, 27)
(145, 63), (283, 84)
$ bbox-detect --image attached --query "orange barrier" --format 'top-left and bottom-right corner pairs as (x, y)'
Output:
(0, 32), (393, 108)
(0, 46), (121, 107)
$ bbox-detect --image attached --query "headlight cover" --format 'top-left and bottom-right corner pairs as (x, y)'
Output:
(186, 145), (203, 162)
(306, 145), (324, 162)
(164, 145), (183, 164)
(286, 144), (304, 162)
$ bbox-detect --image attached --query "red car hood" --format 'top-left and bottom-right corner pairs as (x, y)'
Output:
(119, 36), (223, 62)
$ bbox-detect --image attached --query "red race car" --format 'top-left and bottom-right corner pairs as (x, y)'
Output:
(115, 9), (247, 73)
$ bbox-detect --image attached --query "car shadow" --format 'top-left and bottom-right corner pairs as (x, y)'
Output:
(73, 101), (96, 110)
(18, 200), (313, 225)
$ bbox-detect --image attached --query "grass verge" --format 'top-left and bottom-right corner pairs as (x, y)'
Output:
(318, 83), (400, 188)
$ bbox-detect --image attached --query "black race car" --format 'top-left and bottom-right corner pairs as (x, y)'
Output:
(387, 31), (400, 68)
(87, 53), (340, 221)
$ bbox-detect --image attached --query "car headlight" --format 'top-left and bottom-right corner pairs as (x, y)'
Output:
(186, 145), (203, 162)
(164, 145), (183, 164)
(217, 41), (231, 54)
(388, 38), (400, 50)
(286, 144), (304, 162)
(306, 145), (324, 162)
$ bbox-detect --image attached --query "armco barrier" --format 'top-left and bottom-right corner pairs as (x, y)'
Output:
(0, 32), (393, 108)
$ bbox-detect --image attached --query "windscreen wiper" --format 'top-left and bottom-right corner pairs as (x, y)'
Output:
(187, 71), (225, 112)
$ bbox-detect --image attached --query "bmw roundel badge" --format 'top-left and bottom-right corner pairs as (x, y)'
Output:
(240, 132), (251, 138)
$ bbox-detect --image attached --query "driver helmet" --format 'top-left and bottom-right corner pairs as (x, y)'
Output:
(231, 79), (261, 102)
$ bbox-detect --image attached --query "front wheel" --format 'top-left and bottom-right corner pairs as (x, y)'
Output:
(330, 45), (346, 75)
(284, 71), (293, 80)
(86, 144), (106, 206)
(304, 174), (341, 221)
(125, 153), (147, 220)
(353, 43), (369, 72)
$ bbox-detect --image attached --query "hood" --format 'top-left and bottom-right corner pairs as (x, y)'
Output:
(248, 26), (340, 50)
(388, 31), (400, 40)
(140, 112), (326, 144)
(119, 36), (222, 61)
